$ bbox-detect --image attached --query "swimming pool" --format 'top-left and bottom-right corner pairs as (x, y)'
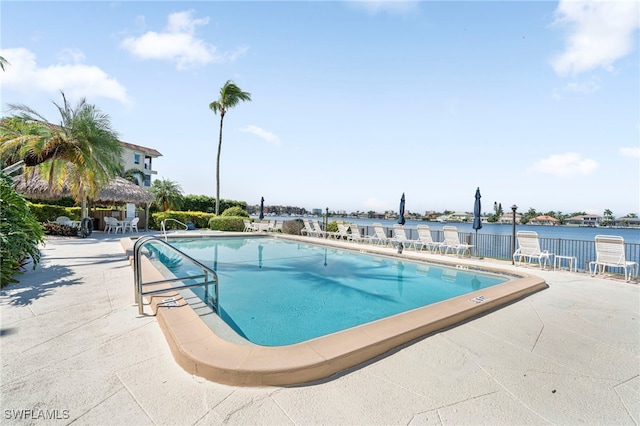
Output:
(127, 233), (547, 386)
(159, 237), (508, 346)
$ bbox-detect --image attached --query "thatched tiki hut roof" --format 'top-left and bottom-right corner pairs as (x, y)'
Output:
(13, 174), (155, 205)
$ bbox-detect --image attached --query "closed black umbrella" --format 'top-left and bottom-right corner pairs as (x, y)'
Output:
(259, 197), (264, 220)
(473, 187), (482, 257)
(398, 193), (406, 225)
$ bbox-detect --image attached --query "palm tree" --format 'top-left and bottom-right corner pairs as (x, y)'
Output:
(149, 178), (183, 211)
(0, 56), (8, 71)
(121, 168), (144, 186)
(0, 91), (123, 217)
(209, 80), (251, 215)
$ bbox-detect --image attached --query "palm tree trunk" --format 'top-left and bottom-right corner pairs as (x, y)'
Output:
(215, 113), (225, 215)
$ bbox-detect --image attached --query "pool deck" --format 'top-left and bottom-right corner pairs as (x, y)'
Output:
(1, 231), (638, 425)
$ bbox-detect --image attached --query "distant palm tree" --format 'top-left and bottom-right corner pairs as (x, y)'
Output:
(0, 91), (123, 217)
(0, 56), (8, 71)
(149, 178), (183, 211)
(209, 80), (251, 215)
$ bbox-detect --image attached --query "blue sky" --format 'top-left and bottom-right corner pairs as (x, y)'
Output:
(2, 1), (639, 217)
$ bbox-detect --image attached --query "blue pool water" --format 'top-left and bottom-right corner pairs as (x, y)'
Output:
(155, 237), (508, 346)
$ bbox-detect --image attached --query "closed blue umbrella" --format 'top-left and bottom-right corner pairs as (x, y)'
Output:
(473, 187), (482, 257)
(398, 193), (406, 225)
(259, 197), (264, 220)
(473, 188), (482, 230)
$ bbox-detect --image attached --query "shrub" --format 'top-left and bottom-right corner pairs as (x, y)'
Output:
(208, 216), (244, 231)
(42, 222), (79, 237)
(151, 211), (215, 230)
(1, 173), (45, 287)
(27, 203), (80, 223)
(326, 220), (339, 233)
(221, 206), (249, 217)
(282, 219), (304, 235)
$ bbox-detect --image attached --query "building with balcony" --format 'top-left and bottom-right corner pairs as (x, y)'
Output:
(120, 141), (162, 188)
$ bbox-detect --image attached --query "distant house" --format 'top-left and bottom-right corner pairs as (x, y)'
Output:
(120, 141), (162, 189)
(499, 212), (523, 224)
(608, 217), (640, 228)
(566, 214), (601, 227)
(529, 215), (559, 226)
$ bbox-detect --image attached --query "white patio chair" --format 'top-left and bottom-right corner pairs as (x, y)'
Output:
(124, 217), (139, 233)
(589, 235), (638, 282)
(243, 219), (253, 232)
(513, 230), (552, 268)
(55, 216), (72, 226)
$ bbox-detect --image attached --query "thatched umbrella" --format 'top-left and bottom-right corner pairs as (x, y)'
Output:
(13, 173), (155, 229)
(13, 174), (154, 204)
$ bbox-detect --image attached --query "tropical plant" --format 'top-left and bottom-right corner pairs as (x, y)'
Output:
(121, 168), (144, 185)
(0, 91), (123, 217)
(209, 80), (251, 215)
(149, 178), (183, 211)
(221, 206), (249, 217)
(0, 55), (8, 71)
(0, 173), (45, 287)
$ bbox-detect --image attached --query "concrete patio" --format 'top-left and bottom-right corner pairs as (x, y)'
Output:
(1, 232), (638, 425)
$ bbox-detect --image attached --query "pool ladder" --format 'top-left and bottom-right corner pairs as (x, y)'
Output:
(133, 236), (219, 315)
(160, 218), (189, 241)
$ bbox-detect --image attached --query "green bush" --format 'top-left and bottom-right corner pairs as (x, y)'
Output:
(208, 216), (245, 231)
(151, 211), (215, 230)
(1, 174), (45, 287)
(182, 195), (247, 213)
(221, 206), (249, 217)
(27, 203), (80, 223)
(326, 220), (339, 233)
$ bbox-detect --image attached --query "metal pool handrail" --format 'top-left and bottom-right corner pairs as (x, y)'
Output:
(133, 235), (219, 315)
(160, 218), (188, 241)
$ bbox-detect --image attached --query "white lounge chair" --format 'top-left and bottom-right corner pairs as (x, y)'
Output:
(243, 219), (253, 232)
(370, 223), (391, 246)
(416, 225), (444, 252)
(442, 226), (474, 257)
(329, 222), (351, 240)
(270, 220), (283, 233)
(392, 224), (422, 250)
(589, 235), (638, 282)
(348, 223), (370, 244)
(301, 219), (314, 237)
(311, 220), (327, 238)
(513, 230), (552, 269)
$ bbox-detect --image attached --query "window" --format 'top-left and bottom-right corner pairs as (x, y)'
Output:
(134, 154), (140, 165)
(144, 174), (151, 187)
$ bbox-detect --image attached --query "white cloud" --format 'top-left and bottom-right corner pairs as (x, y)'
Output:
(240, 125), (281, 147)
(527, 152), (599, 177)
(347, 0), (419, 15)
(121, 10), (246, 70)
(0, 48), (131, 105)
(620, 146), (640, 158)
(551, 0), (640, 76)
